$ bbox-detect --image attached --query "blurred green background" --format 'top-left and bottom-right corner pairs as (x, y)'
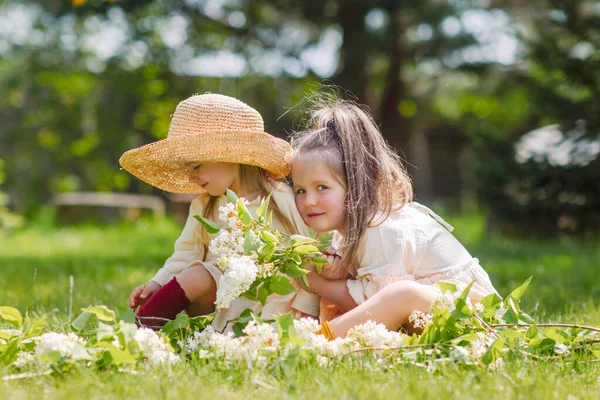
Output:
(0, 0), (599, 234)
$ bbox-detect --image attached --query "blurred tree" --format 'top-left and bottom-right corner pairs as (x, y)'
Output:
(470, 0), (600, 234)
(1, 0), (598, 235)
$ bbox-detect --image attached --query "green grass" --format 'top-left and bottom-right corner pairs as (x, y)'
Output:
(1, 215), (599, 399)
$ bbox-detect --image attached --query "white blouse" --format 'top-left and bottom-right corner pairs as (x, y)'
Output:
(334, 202), (498, 305)
(151, 183), (320, 331)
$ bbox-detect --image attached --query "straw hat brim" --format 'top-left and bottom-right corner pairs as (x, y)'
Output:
(119, 131), (292, 194)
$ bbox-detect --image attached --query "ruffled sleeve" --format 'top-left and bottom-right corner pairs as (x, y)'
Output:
(152, 195), (208, 286)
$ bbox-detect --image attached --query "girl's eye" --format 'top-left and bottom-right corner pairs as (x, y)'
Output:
(295, 188), (306, 195)
(317, 185), (327, 191)
(192, 164), (201, 171)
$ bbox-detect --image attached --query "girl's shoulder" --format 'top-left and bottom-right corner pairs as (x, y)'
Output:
(366, 202), (452, 240)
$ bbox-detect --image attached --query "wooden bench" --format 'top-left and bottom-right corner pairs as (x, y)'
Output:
(53, 192), (166, 223)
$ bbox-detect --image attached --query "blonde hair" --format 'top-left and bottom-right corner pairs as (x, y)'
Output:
(200, 164), (296, 260)
(291, 93), (413, 273)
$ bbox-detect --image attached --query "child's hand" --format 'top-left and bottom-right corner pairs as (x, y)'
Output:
(129, 281), (161, 309)
(319, 246), (347, 280)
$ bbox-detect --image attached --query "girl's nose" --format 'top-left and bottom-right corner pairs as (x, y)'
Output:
(188, 171), (199, 183)
(306, 192), (318, 206)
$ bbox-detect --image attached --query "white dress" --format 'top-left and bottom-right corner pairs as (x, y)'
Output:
(151, 183), (320, 332)
(334, 202), (498, 305)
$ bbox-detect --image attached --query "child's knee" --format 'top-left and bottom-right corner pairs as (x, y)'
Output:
(176, 265), (216, 298)
(384, 281), (436, 309)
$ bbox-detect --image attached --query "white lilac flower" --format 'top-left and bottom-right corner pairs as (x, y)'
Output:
(316, 355), (331, 368)
(469, 332), (496, 359)
(34, 332), (88, 359)
(242, 320), (279, 347)
(408, 310), (433, 329)
(218, 203), (239, 228)
(554, 343), (570, 356)
(135, 328), (180, 366)
(215, 256), (259, 309)
(293, 317), (320, 340)
(13, 352), (36, 368)
(256, 262), (276, 279)
(474, 302), (485, 313)
(209, 229), (245, 266)
(346, 320), (405, 348)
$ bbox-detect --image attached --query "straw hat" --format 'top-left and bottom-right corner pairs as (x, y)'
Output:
(119, 94), (292, 194)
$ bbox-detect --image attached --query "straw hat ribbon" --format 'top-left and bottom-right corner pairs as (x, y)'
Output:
(119, 94), (292, 194)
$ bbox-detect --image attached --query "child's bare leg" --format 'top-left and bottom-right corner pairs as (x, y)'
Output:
(328, 281), (438, 338)
(175, 264), (217, 316)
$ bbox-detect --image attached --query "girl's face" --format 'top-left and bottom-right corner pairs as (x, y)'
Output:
(187, 162), (239, 196)
(291, 157), (347, 233)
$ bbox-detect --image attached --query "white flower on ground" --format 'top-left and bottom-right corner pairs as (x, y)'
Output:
(34, 332), (88, 360)
(408, 310), (433, 329)
(135, 328), (180, 366)
(215, 256), (259, 309)
(243, 320), (279, 347)
(554, 343), (570, 356)
(450, 346), (470, 362)
(346, 320), (405, 348)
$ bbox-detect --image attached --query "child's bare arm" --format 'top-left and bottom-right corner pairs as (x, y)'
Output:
(302, 266), (358, 313)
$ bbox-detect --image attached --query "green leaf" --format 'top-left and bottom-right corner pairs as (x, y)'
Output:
(311, 257), (329, 266)
(237, 198), (253, 224)
(269, 276), (297, 295)
(274, 312), (300, 345)
(0, 306), (23, 328)
(290, 235), (317, 246)
(258, 285), (270, 305)
(117, 321), (138, 348)
(256, 193), (271, 219)
(545, 328), (566, 344)
(260, 230), (279, 245)
(226, 189), (239, 203)
(72, 311), (93, 331)
(452, 298), (472, 319)
(81, 305), (115, 322)
(244, 230), (259, 254)
(480, 293), (503, 318)
(259, 244), (276, 261)
(282, 263), (310, 278)
(506, 276), (532, 302)
(519, 312), (536, 324)
(526, 323), (538, 339)
(481, 338), (504, 365)
(115, 306), (136, 324)
(193, 215), (222, 234)
(436, 282), (457, 294)
(458, 281), (475, 302)
(529, 337), (555, 353)
(300, 274), (309, 289)
(293, 244), (320, 255)
(190, 313), (215, 331)
(163, 311), (191, 333)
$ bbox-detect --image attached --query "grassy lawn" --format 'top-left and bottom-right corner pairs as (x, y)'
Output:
(1, 215), (599, 399)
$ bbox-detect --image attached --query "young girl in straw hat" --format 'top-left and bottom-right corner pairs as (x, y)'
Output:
(120, 93), (319, 331)
(289, 95), (498, 340)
